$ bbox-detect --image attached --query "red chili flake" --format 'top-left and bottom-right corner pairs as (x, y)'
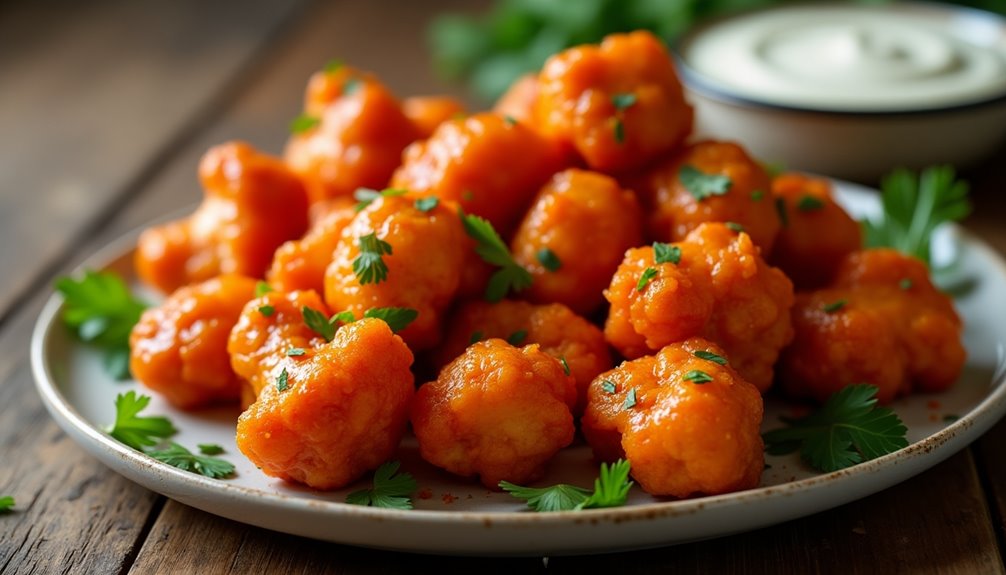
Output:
(927, 400), (941, 410)
(417, 488), (433, 500)
(442, 493), (458, 504)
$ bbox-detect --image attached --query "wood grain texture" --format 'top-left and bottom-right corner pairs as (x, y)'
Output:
(0, 0), (307, 323)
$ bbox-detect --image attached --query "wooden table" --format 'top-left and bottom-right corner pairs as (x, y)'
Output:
(2, 1), (1005, 572)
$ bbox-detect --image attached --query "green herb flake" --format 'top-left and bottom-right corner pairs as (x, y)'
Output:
(148, 443), (235, 479)
(506, 329), (528, 346)
(414, 197), (439, 213)
(0, 496), (14, 513)
(286, 347), (306, 357)
(460, 212), (533, 302)
(797, 195), (825, 212)
(343, 78), (362, 95)
(469, 331), (484, 345)
(332, 310), (356, 325)
(289, 114), (320, 135)
(943, 414), (960, 423)
(254, 281), (274, 297)
(197, 443), (225, 456)
(276, 368), (290, 392)
(726, 222), (745, 233)
(623, 388), (637, 410)
(536, 248), (562, 272)
(105, 391), (177, 451)
(503, 115), (517, 126)
(353, 232), (393, 285)
(499, 459), (632, 512)
(324, 58), (343, 73)
(613, 119), (625, 144)
(302, 306), (337, 342)
(775, 197), (789, 228)
(636, 267), (658, 292)
(683, 370), (714, 384)
(258, 305), (275, 317)
(353, 187), (408, 212)
(559, 356), (571, 376)
(679, 165), (731, 201)
(823, 299), (847, 313)
(751, 189), (765, 202)
(611, 93), (637, 111)
(345, 461), (417, 510)
(899, 278), (914, 290)
(363, 307), (419, 333)
(653, 242), (681, 265)
(693, 350), (728, 366)
(600, 380), (617, 394)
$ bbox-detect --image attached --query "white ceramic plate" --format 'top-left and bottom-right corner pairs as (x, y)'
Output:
(31, 181), (1006, 556)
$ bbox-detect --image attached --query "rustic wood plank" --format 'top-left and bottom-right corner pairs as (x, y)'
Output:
(0, 0), (308, 323)
(976, 418), (1006, 561)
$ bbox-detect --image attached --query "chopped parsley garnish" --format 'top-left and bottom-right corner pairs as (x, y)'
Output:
(354, 187), (407, 212)
(601, 380), (617, 394)
(683, 370), (713, 384)
(726, 222), (745, 233)
(864, 165), (971, 267)
(258, 305), (275, 317)
(289, 114), (320, 134)
(899, 278), (914, 290)
(469, 331), (483, 345)
(536, 247), (562, 272)
(276, 368), (289, 392)
(636, 267), (658, 291)
(679, 165), (731, 201)
(503, 115), (517, 126)
(823, 299), (847, 313)
(255, 281), (274, 297)
(346, 461), (417, 510)
(693, 350), (728, 366)
(286, 347), (306, 357)
(353, 232), (393, 285)
(414, 197), (439, 212)
(343, 78), (362, 95)
(363, 307), (419, 333)
(797, 195), (825, 212)
(611, 93), (637, 110)
(198, 443), (225, 456)
(0, 496), (13, 513)
(332, 310), (356, 324)
(943, 414), (960, 423)
(54, 269), (148, 380)
(147, 443), (236, 479)
(762, 384), (909, 472)
(506, 329), (528, 346)
(751, 189), (765, 202)
(324, 58), (343, 73)
(623, 388), (637, 409)
(499, 459), (632, 512)
(558, 356), (571, 376)
(775, 197), (789, 228)
(105, 391), (177, 451)
(460, 212), (533, 302)
(613, 119), (625, 144)
(302, 305), (338, 342)
(653, 242), (681, 265)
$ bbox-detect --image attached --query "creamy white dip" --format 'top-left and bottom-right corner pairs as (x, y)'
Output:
(679, 3), (1006, 111)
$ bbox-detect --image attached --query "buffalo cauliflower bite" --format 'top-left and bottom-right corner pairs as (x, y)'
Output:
(532, 30), (693, 173)
(135, 142), (309, 293)
(432, 299), (612, 416)
(604, 223), (794, 392)
(129, 275), (258, 410)
(323, 194), (465, 351)
(266, 196), (356, 294)
(779, 248), (965, 404)
(412, 339), (577, 488)
(285, 70), (420, 204)
(581, 338), (764, 498)
(236, 318), (415, 490)
(770, 173), (863, 289)
(511, 169), (644, 315)
(390, 112), (567, 236)
(633, 140), (779, 253)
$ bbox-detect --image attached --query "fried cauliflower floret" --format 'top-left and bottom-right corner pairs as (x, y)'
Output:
(285, 70), (420, 204)
(266, 197), (356, 294)
(135, 142), (309, 293)
(492, 73), (538, 124)
(402, 95), (466, 138)
(779, 249), (965, 404)
(532, 30), (693, 173)
(236, 318), (414, 490)
(228, 289), (331, 398)
(581, 338), (764, 498)
(432, 300), (612, 416)
(634, 140), (779, 253)
(129, 275), (258, 409)
(770, 173), (863, 289)
(323, 194), (465, 351)
(511, 169), (643, 315)
(390, 112), (566, 236)
(412, 339), (576, 488)
(604, 223), (794, 392)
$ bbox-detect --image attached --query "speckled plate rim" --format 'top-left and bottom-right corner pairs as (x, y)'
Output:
(29, 181), (1006, 556)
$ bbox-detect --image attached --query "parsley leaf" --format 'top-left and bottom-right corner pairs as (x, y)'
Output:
(506, 329), (528, 345)
(726, 222), (745, 233)
(823, 299), (846, 313)
(499, 459), (632, 512)
(776, 197), (789, 228)
(258, 305), (275, 317)
(332, 310), (356, 324)
(693, 350), (728, 366)
(623, 388), (637, 409)
(198, 443), (225, 456)
(55, 269), (147, 380)
(899, 278), (914, 290)
(286, 347), (306, 357)
(679, 165), (731, 201)
(363, 307), (419, 333)
(611, 92), (637, 111)
(636, 267), (658, 291)
(460, 212), (532, 302)
(683, 370), (713, 384)
(352, 232), (393, 285)
(613, 119), (625, 144)
(343, 78), (362, 95)
(276, 368), (289, 392)
(469, 331), (483, 345)
(558, 355), (571, 376)
(536, 247), (562, 272)
(345, 461), (417, 510)
(147, 442), (236, 479)
(797, 195), (825, 212)
(600, 380), (617, 394)
(414, 197), (439, 212)
(105, 391), (177, 451)
(762, 384), (909, 472)
(302, 306), (337, 342)
(0, 496), (14, 513)
(864, 165), (971, 267)
(353, 187), (407, 212)
(324, 58), (343, 73)
(653, 242), (681, 265)
(751, 190), (765, 202)
(255, 281), (274, 297)
(289, 114), (320, 134)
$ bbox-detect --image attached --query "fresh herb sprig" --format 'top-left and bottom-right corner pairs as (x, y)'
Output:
(500, 459), (632, 512)
(346, 461), (417, 510)
(55, 270), (148, 379)
(354, 187), (408, 212)
(679, 165), (731, 201)
(353, 233), (393, 285)
(762, 385), (908, 473)
(105, 391), (177, 450)
(147, 443), (236, 479)
(864, 165), (971, 267)
(0, 496), (14, 513)
(460, 212), (532, 302)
